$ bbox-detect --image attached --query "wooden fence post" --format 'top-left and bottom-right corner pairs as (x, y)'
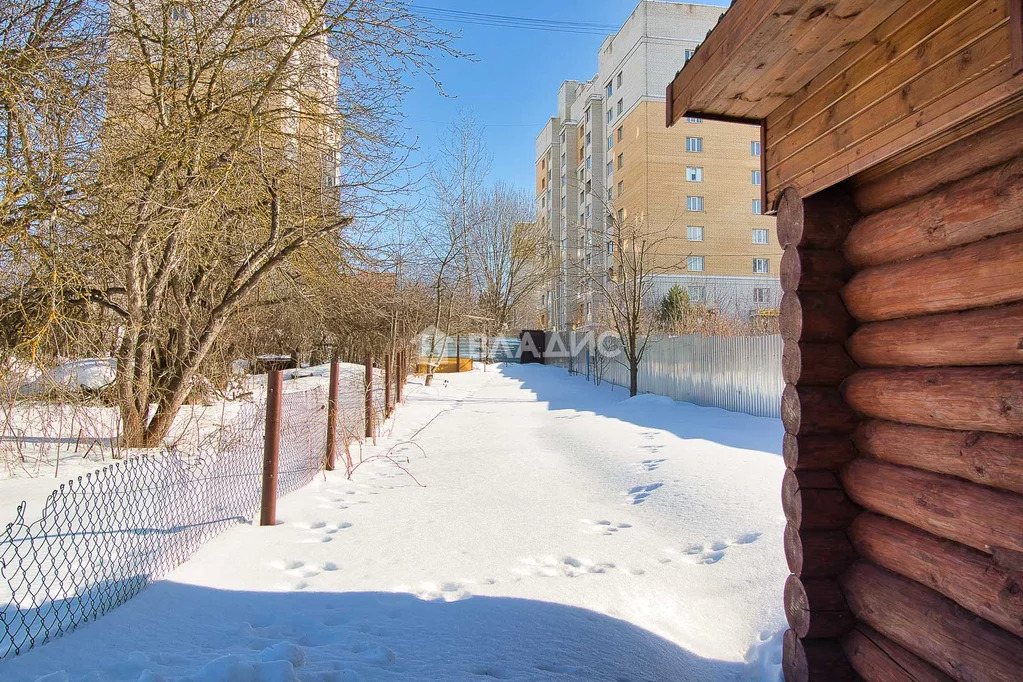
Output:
(325, 361), (339, 471)
(260, 369), (283, 526)
(364, 354), (374, 439)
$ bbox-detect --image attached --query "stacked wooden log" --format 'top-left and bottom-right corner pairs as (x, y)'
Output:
(777, 186), (861, 680)
(779, 122), (1023, 679)
(830, 127), (1023, 681)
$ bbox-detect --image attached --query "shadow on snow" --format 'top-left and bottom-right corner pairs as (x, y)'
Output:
(497, 363), (783, 455)
(2, 580), (757, 681)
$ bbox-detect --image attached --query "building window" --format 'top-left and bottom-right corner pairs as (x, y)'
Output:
(607, 188), (613, 201)
(686, 137), (703, 152)
(685, 116), (702, 123)
(617, 153), (624, 169)
(752, 169), (761, 185)
(687, 256), (705, 272)
(687, 225), (704, 241)
(617, 126), (623, 141)
(617, 180), (623, 195)
(752, 140), (761, 156)
(586, 156), (591, 169)
(617, 208), (625, 224)
(586, 108), (591, 122)
(169, 4), (189, 21)
(687, 196), (704, 211)
(753, 258), (770, 274)
(686, 166), (703, 182)
(616, 72), (622, 87)
(753, 287), (771, 304)
(752, 228), (769, 244)
(585, 132), (591, 145)
(607, 134), (613, 150)
(684, 48), (695, 62)
(607, 109), (613, 123)
(687, 285), (706, 303)
(605, 82), (613, 98)
(606, 161), (613, 177)
(607, 240), (614, 254)
(617, 99), (623, 116)
(752, 199), (762, 214)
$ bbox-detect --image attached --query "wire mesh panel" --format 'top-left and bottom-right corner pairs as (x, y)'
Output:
(0, 384), (331, 659)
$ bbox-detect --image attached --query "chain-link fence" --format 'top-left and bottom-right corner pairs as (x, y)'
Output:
(0, 367), (388, 660)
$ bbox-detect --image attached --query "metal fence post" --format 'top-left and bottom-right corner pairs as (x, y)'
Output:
(396, 350), (404, 404)
(364, 354), (374, 439)
(384, 352), (392, 416)
(260, 369), (283, 526)
(325, 361), (339, 471)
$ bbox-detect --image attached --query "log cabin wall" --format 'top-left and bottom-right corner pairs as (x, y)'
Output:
(664, 0), (1023, 678)
(838, 117), (1023, 681)
(778, 184), (862, 681)
(780, 115), (1023, 681)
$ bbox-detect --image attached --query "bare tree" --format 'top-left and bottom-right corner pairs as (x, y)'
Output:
(0, 0), (103, 359)
(72, 0), (460, 445)
(419, 111), (489, 379)
(472, 182), (552, 357)
(576, 207), (687, 397)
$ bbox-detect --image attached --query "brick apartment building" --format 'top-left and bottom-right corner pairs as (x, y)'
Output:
(534, 1), (781, 330)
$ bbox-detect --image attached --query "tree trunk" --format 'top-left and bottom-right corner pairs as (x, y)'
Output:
(629, 360), (638, 397)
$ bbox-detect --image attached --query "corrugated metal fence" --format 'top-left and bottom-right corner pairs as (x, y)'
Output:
(419, 336), (521, 363)
(545, 332), (783, 418)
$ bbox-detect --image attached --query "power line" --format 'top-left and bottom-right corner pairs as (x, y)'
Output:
(411, 119), (546, 128)
(415, 6), (619, 36)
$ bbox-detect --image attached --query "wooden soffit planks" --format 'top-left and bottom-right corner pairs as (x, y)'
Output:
(666, 0), (912, 125)
(667, 0), (1023, 207)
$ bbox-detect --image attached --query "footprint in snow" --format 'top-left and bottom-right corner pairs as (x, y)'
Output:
(515, 556), (616, 579)
(579, 519), (633, 536)
(674, 532), (763, 565)
(299, 521), (352, 544)
(639, 458), (666, 472)
(408, 581), (472, 602)
(624, 482), (663, 505)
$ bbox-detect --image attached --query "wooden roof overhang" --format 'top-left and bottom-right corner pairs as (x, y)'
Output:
(666, 0), (1023, 211)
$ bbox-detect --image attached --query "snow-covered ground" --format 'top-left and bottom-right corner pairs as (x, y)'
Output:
(1, 363), (788, 682)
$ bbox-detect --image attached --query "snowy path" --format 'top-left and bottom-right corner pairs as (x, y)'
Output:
(2, 364), (788, 682)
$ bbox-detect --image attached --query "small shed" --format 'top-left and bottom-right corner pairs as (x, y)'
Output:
(666, 1), (1023, 680)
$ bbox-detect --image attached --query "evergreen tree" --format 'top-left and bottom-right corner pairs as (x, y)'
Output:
(658, 284), (691, 331)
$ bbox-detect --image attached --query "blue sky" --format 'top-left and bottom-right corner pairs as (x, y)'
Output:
(400, 1), (731, 195)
